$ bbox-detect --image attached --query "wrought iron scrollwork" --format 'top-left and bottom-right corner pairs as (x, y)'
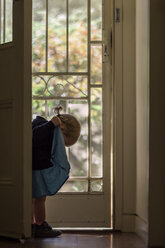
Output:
(32, 74), (87, 98)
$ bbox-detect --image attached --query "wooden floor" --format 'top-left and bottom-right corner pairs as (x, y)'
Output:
(0, 232), (147, 248)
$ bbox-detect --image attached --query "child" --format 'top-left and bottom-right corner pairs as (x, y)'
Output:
(32, 106), (81, 238)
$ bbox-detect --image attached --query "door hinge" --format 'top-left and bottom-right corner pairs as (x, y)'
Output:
(115, 8), (120, 23)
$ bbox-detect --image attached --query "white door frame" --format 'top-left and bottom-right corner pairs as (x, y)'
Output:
(113, 0), (137, 232)
(113, 0), (123, 230)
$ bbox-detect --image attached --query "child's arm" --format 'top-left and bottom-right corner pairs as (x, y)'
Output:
(33, 116), (61, 143)
(51, 116), (61, 126)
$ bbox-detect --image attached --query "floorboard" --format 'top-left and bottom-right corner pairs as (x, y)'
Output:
(0, 232), (147, 248)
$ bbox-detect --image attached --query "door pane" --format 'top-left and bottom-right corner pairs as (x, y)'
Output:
(32, 75), (88, 97)
(32, 0), (46, 72)
(47, 75), (88, 97)
(90, 179), (103, 192)
(59, 180), (88, 192)
(68, 101), (88, 177)
(48, 0), (66, 72)
(0, 0), (13, 44)
(69, 0), (87, 72)
(32, 99), (46, 118)
(91, 0), (102, 41)
(32, 76), (46, 96)
(32, 0), (104, 194)
(0, 0), (4, 43)
(91, 88), (103, 178)
(91, 44), (102, 84)
(32, 99), (89, 178)
(5, 0), (12, 42)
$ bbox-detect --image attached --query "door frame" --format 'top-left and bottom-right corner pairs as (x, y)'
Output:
(113, 0), (137, 232)
(113, 0), (123, 230)
(30, 0), (136, 231)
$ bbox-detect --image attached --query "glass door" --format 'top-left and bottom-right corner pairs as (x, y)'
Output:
(32, 0), (112, 228)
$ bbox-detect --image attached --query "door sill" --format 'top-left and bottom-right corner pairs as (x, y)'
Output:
(54, 227), (114, 233)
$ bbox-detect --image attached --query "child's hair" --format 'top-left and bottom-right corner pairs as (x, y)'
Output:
(54, 106), (81, 146)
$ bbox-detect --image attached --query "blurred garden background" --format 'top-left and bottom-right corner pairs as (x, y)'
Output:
(32, 0), (103, 192)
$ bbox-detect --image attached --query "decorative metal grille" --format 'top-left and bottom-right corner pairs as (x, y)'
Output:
(32, 0), (103, 193)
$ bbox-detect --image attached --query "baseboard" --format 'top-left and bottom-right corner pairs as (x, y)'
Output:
(149, 247), (165, 248)
(135, 215), (148, 245)
(122, 214), (136, 232)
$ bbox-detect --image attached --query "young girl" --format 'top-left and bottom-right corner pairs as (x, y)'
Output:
(32, 106), (81, 238)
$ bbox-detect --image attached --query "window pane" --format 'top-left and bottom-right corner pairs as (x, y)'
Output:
(0, 0), (4, 43)
(59, 180), (88, 192)
(0, 0), (13, 44)
(32, 0), (46, 72)
(68, 101), (88, 177)
(48, 0), (66, 72)
(33, 75), (87, 98)
(91, 44), (102, 84)
(48, 75), (87, 97)
(91, 88), (103, 177)
(69, 0), (87, 72)
(44, 99), (88, 178)
(34, 99), (74, 120)
(90, 179), (103, 192)
(32, 99), (46, 119)
(32, 0), (105, 194)
(5, 0), (12, 42)
(32, 76), (46, 96)
(91, 0), (102, 41)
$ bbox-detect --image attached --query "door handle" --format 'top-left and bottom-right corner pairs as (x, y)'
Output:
(103, 43), (110, 63)
(104, 44), (108, 57)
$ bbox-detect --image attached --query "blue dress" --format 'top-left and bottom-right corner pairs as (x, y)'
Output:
(32, 122), (70, 198)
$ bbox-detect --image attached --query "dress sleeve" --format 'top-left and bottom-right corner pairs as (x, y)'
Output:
(32, 121), (55, 144)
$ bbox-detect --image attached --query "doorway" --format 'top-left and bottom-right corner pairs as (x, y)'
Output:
(32, 0), (113, 228)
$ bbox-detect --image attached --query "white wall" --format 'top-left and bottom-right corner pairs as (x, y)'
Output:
(135, 0), (149, 243)
(115, 0), (165, 245)
(136, 0), (165, 246)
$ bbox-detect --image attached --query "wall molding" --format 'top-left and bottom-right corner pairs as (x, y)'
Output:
(122, 214), (136, 232)
(149, 247), (165, 248)
(114, 0), (136, 231)
(0, 178), (14, 186)
(135, 215), (148, 245)
(0, 99), (13, 109)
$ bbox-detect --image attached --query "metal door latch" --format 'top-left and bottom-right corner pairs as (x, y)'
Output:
(115, 8), (120, 23)
(104, 44), (108, 57)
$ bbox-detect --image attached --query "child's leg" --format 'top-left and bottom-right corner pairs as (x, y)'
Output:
(32, 196), (62, 237)
(32, 196), (46, 224)
(32, 199), (35, 223)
